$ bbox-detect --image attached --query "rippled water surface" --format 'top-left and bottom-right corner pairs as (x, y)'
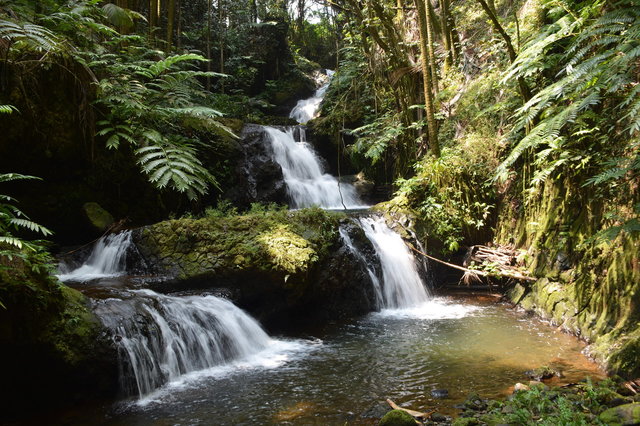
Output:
(32, 293), (603, 426)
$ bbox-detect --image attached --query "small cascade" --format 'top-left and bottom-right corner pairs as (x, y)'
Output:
(57, 231), (133, 282)
(264, 126), (364, 209)
(95, 289), (275, 398)
(356, 216), (430, 309)
(289, 70), (334, 124)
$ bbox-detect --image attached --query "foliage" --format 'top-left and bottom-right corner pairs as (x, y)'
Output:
(395, 147), (495, 253)
(460, 379), (630, 425)
(89, 49), (232, 199)
(497, 0), (640, 237)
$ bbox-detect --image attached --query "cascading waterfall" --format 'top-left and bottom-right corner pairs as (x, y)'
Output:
(95, 289), (277, 398)
(355, 216), (430, 309)
(263, 69), (367, 209)
(264, 126), (363, 209)
(57, 231), (133, 282)
(289, 70), (334, 124)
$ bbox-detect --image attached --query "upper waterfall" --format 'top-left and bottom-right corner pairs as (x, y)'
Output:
(57, 231), (133, 282)
(264, 126), (364, 209)
(289, 70), (334, 124)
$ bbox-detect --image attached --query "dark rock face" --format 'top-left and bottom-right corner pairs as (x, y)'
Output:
(224, 124), (287, 208)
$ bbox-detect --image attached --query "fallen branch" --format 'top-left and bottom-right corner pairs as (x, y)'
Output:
(408, 244), (536, 283)
(386, 399), (433, 420)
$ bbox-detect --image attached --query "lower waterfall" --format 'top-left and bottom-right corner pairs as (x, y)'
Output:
(95, 289), (290, 398)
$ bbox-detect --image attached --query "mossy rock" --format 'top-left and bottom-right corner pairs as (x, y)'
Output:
(82, 202), (114, 232)
(378, 409), (416, 426)
(599, 403), (640, 425)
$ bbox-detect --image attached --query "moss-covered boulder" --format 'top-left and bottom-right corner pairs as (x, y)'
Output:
(379, 409), (416, 426)
(82, 201), (114, 232)
(0, 254), (118, 417)
(599, 403), (640, 425)
(133, 207), (379, 328)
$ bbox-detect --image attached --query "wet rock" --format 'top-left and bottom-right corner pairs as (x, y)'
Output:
(223, 124), (287, 208)
(598, 403), (640, 425)
(524, 366), (562, 381)
(463, 392), (487, 411)
(431, 389), (449, 399)
(379, 409), (416, 426)
(514, 383), (530, 392)
(430, 412), (448, 422)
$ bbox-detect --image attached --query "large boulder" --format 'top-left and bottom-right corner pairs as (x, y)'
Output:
(599, 403), (640, 425)
(0, 256), (118, 417)
(131, 208), (379, 329)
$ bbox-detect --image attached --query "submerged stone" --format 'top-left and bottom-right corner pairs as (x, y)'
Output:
(431, 389), (449, 399)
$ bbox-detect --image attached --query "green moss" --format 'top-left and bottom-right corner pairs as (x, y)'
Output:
(139, 207), (344, 281)
(258, 225), (317, 274)
(378, 409), (416, 426)
(82, 201), (114, 232)
(599, 403), (640, 425)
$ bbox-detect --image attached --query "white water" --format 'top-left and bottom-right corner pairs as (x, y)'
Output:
(99, 289), (304, 398)
(57, 231), (132, 282)
(289, 70), (334, 124)
(264, 126), (365, 209)
(357, 216), (430, 309)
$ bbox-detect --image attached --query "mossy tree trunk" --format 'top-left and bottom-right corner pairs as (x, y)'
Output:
(415, 0), (440, 157)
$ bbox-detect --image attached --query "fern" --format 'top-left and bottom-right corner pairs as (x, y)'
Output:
(136, 143), (216, 200)
(498, 0), (640, 188)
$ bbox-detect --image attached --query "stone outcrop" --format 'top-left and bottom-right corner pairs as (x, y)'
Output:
(131, 208), (380, 329)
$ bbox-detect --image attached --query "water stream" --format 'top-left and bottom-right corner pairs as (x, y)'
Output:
(43, 74), (605, 425)
(57, 231), (133, 282)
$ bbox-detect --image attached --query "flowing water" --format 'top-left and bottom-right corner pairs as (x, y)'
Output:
(95, 289), (295, 398)
(32, 294), (602, 425)
(264, 126), (364, 209)
(57, 231), (133, 282)
(39, 73), (604, 425)
(289, 70), (334, 124)
(264, 70), (367, 209)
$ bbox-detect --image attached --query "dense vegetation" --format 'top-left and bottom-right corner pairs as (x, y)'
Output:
(1, 0), (639, 421)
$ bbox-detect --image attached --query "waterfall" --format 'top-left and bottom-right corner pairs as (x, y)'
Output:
(339, 226), (384, 308)
(57, 231), (133, 282)
(289, 70), (334, 124)
(356, 216), (430, 309)
(96, 289), (277, 398)
(264, 126), (364, 209)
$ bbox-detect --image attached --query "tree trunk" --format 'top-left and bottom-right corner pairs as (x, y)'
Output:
(166, 0), (175, 52)
(474, 0), (532, 101)
(219, 0), (225, 94)
(415, 0), (440, 157)
(206, 0), (212, 90)
(439, 0), (452, 69)
(425, 0), (439, 94)
(149, 0), (158, 43)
